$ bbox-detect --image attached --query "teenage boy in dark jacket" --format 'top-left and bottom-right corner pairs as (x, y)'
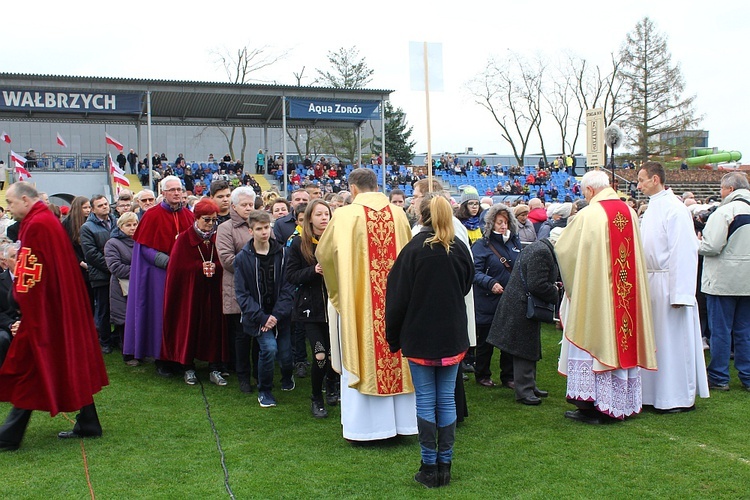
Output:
(235, 210), (295, 408)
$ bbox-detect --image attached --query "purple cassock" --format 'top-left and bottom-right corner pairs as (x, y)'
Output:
(123, 202), (194, 359)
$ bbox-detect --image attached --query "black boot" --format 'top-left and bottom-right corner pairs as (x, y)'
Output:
(438, 462), (452, 486)
(437, 421), (456, 476)
(414, 462), (439, 488)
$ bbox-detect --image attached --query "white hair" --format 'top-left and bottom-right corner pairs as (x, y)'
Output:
(231, 186), (257, 205)
(581, 170), (610, 192)
(135, 189), (155, 200)
(160, 175), (182, 190)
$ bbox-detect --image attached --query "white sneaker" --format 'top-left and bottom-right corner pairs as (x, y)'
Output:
(702, 337), (710, 351)
(184, 370), (198, 385)
(209, 371), (228, 386)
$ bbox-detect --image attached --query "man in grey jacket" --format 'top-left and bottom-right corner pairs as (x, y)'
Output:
(698, 172), (750, 392)
(80, 195), (116, 354)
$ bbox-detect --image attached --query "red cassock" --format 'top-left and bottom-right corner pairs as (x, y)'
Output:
(0, 202), (108, 415)
(160, 227), (228, 365)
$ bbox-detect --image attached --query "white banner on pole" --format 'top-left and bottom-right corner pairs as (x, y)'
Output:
(409, 42), (444, 92)
(586, 107), (606, 168)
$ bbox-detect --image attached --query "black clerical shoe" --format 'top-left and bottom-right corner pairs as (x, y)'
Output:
(533, 388), (549, 398)
(655, 405), (696, 414)
(58, 431), (102, 439)
(0, 441), (20, 452)
(517, 396), (542, 406)
(564, 410), (604, 425)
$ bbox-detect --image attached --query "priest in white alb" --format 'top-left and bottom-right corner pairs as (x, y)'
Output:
(317, 168), (417, 441)
(637, 162), (709, 412)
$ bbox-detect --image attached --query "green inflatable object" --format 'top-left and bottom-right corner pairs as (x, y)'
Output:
(686, 150), (742, 166)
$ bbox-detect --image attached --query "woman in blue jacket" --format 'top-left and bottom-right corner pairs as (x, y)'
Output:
(472, 204), (522, 388)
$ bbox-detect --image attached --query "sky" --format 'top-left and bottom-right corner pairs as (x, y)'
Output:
(3, 0), (747, 161)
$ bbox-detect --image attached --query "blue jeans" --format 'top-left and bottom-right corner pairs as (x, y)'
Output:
(707, 295), (750, 386)
(256, 323), (293, 392)
(408, 361), (458, 464)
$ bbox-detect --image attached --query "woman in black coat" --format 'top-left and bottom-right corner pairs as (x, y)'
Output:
(286, 199), (340, 419)
(62, 196), (94, 312)
(486, 235), (561, 405)
(386, 193), (474, 488)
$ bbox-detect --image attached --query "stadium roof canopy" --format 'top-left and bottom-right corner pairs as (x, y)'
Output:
(0, 73), (392, 129)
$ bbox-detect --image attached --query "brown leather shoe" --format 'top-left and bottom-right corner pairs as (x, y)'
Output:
(476, 378), (497, 387)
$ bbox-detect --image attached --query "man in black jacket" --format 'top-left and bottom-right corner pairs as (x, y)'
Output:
(80, 195), (117, 354)
(0, 243), (20, 368)
(127, 149), (139, 174)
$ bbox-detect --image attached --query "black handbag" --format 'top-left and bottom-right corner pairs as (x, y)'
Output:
(525, 293), (555, 323)
(519, 253), (557, 323)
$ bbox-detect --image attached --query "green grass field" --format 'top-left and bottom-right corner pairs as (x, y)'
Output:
(1, 325), (749, 499)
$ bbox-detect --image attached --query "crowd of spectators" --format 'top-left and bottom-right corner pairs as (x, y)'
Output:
(0, 159), (743, 444)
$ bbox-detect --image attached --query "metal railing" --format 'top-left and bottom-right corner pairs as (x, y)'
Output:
(13, 153), (110, 172)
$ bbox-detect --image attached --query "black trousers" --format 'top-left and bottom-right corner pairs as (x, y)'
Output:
(475, 323), (514, 383)
(0, 329), (12, 368)
(291, 321), (308, 365)
(0, 402), (101, 448)
(92, 285), (112, 348)
(304, 322), (337, 399)
(225, 313), (241, 372)
(513, 356), (538, 400)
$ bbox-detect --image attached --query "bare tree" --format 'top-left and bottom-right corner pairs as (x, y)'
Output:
(210, 44), (288, 163)
(546, 71), (573, 157)
(467, 54), (541, 167)
(314, 46), (375, 163)
(567, 54), (627, 160)
(523, 55), (549, 163)
(286, 66), (320, 160)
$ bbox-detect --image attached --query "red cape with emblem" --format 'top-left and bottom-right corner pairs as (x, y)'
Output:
(0, 201), (108, 415)
(160, 227), (228, 365)
(134, 201), (195, 253)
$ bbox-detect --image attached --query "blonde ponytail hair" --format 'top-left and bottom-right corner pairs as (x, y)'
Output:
(420, 193), (455, 253)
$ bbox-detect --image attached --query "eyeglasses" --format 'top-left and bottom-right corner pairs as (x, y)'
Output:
(163, 188), (182, 193)
(200, 217), (219, 224)
(467, 201), (480, 207)
(141, 198), (155, 202)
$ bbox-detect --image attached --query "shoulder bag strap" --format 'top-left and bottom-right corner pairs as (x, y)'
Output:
(487, 241), (512, 271)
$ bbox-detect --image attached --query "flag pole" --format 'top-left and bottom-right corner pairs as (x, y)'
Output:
(104, 126), (113, 199)
(423, 42), (433, 193)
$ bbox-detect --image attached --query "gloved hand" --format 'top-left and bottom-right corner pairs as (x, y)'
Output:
(154, 252), (169, 269)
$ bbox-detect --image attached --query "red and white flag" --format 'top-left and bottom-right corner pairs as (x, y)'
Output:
(105, 132), (124, 151)
(10, 150), (31, 181)
(0, 131), (10, 144)
(109, 153), (130, 187)
(56, 132), (67, 148)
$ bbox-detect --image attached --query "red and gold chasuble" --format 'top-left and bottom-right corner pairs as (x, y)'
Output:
(364, 205), (404, 394)
(600, 200), (638, 369)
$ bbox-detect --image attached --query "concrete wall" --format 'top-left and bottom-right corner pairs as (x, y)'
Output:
(29, 171), (111, 206)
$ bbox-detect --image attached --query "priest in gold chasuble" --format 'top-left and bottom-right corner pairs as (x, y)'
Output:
(318, 168), (417, 441)
(556, 170), (657, 422)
